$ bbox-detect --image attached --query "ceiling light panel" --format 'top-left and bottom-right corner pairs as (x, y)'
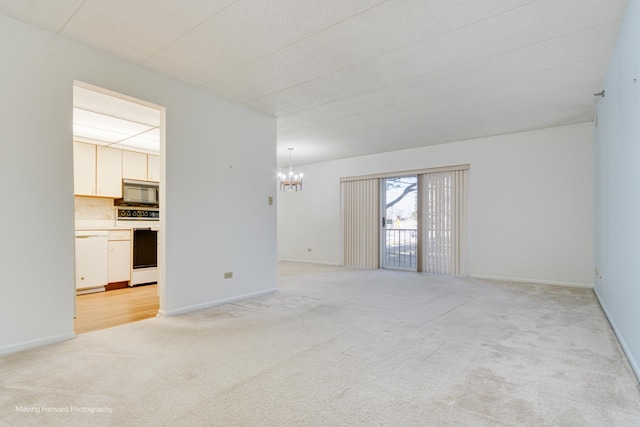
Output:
(73, 108), (153, 137)
(135, 128), (160, 141)
(73, 124), (131, 143)
(74, 86), (160, 126)
(110, 136), (159, 152)
(109, 127), (160, 153)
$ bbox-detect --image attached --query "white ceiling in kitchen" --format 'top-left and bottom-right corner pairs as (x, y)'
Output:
(73, 85), (160, 154)
(0, 0), (628, 166)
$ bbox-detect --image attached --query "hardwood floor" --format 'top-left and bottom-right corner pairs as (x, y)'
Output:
(74, 284), (159, 334)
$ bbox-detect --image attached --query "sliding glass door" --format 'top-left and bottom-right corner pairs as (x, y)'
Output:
(381, 176), (418, 271)
(342, 166), (468, 276)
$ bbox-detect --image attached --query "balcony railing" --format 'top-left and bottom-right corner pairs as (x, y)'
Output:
(384, 228), (417, 269)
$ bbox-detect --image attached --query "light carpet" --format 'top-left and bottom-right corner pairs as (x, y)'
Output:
(1, 262), (639, 426)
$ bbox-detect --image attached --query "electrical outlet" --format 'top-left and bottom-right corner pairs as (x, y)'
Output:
(268, 196), (273, 206)
(224, 272), (233, 279)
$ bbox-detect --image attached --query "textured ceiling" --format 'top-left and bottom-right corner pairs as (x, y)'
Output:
(0, 0), (628, 166)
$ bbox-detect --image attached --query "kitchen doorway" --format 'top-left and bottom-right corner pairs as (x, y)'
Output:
(72, 81), (165, 334)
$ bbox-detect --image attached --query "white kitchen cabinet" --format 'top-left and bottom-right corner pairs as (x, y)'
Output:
(108, 230), (131, 283)
(122, 150), (147, 180)
(147, 154), (160, 182)
(96, 146), (122, 197)
(74, 143), (158, 198)
(74, 143), (123, 197)
(73, 142), (96, 196)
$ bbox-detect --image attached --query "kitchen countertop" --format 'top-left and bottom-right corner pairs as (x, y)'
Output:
(75, 220), (160, 230)
(75, 220), (117, 229)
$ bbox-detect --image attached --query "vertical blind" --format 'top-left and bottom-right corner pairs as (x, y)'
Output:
(419, 169), (468, 275)
(341, 179), (380, 268)
(341, 166), (468, 275)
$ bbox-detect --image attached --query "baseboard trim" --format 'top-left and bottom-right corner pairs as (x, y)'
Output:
(277, 259), (341, 266)
(470, 274), (593, 289)
(158, 288), (278, 317)
(0, 332), (75, 356)
(593, 287), (640, 383)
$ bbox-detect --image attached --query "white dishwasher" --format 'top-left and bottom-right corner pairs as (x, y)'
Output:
(75, 230), (108, 294)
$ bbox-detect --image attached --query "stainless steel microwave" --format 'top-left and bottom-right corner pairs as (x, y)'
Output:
(119, 179), (159, 206)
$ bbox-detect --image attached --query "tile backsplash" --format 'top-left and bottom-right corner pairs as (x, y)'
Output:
(74, 196), (115, 220)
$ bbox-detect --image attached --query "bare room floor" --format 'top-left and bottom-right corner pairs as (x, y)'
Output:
(2, 262), (639, 426)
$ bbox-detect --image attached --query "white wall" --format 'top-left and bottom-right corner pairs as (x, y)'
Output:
(0, 14), (277, 353)
(279, 123), (594, 287)
(594, 0), (640, 379)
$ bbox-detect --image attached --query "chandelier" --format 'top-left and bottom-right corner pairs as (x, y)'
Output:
(278, 148), (304, 191)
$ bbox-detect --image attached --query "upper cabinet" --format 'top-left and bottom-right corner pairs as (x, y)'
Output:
(73, 142), (122, 198)
(74, 142), (159, 198)
(73, 142), (96, 195)
(123, 150), (159, 182)
(96, 146), (122, 197)
(147, 154), (160, 182)
(122, 150), (147, 181)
